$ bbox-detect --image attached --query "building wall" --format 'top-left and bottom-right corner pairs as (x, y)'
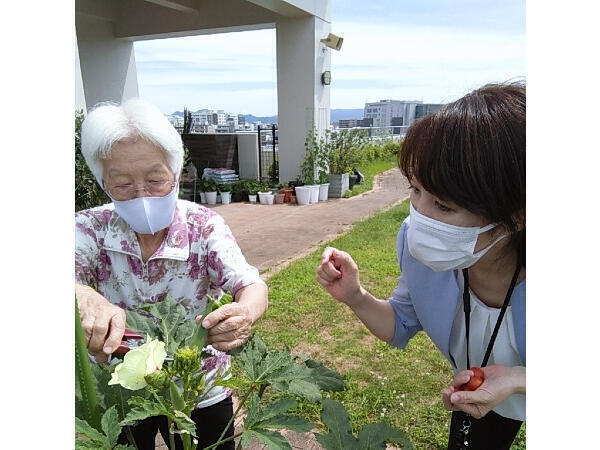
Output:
(276, 15), (331, 182)
(76, 15), (139, 108)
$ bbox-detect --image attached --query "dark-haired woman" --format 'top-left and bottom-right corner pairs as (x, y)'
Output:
(316, 82), (525, 449)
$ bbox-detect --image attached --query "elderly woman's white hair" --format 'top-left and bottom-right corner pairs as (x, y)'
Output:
(81, 98), (184, 187)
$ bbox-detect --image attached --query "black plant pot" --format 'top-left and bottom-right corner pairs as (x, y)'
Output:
(349, 175), (358, 190)
(231, 192), (244, 203)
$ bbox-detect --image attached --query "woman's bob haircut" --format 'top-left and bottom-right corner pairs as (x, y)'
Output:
(81, 98), (184, 187)
(399, 81), (526, 266)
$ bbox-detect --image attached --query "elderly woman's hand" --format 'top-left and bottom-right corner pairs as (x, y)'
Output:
(442, 365), (526, 419)
(201, 302), (252, 352)
(76, 284), (126, 364)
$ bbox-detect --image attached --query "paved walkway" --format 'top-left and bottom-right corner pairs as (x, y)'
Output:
(208, 168), (411, 278)
(155, 168), (410, 449)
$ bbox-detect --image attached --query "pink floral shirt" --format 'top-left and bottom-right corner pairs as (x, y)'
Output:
(75, 199), (265, 408)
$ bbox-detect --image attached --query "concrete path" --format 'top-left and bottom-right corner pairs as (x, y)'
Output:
(154, 168), (410, 449)
(208, 168), (411, 278)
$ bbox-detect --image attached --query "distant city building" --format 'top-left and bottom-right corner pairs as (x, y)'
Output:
(215, 124), (231, 133)
(415, 103), (444, 120)
(364, 100), (422, 128)
(192, 109), (213, 126)
(212, 111), (227, 126)
(364, 100), (445, 128)
(339, 119), (359, 128)
(358, 117), (373, 127)
(166, 114), (184, 127)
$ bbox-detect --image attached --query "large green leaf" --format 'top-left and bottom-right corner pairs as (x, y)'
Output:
(304, 359), (345, 392)
(125, 310), (158, 340)
(75, 417), (108, 447)
(357, 422), (414, 450)
(241, 429), (291, 450)
(120, 396), (167, 426)
(315, 399), (358, 450)
(142, 296), (187, 353)
(100, 406), (122, 448)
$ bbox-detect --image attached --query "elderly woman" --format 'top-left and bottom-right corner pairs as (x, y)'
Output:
(75, 98), (268, 450)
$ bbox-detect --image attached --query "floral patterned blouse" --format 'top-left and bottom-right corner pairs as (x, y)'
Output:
(75, 199), (265, 408)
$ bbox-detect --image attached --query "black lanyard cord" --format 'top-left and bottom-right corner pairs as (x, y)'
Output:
(462, 262), (522, 369)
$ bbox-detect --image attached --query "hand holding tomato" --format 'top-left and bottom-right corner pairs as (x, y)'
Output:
(460, 366), (485, 391)
(442, 365), (526, 419)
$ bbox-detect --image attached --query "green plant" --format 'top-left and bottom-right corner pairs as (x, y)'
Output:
(327, 129), (368, 174)
(75, 295), (413, 449)
(75, 110), (110, 211)
(267, 155), (279, 185)
(203, 179), (218, 192)
(300, 128), (319, 184)
(183, 107), (192, 134)
(231, 180), (248, 196)
(218, 183), (232, 193)
(246, 181), (261, 196)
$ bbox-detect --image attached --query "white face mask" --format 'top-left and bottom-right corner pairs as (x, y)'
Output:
(406, 203), (505, 272)
(110, 186), (178, 235)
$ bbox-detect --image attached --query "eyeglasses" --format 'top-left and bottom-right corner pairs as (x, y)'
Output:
(106, 180), (176, 201)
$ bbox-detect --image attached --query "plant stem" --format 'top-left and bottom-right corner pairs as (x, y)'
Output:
(125, 426), (138, 450)
(202, 432), (244, 450)
(210, 388), (254, 450)
(167, 417), (177, 450)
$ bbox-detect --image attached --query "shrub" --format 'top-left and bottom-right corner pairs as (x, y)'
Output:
(327, 129), (368, 174)
(75, 110), (109, 212)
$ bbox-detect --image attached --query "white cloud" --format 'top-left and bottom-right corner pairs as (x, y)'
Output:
(134, 18), (525, 115)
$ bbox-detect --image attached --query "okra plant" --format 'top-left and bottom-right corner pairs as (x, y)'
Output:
(75, 295), (413, 450)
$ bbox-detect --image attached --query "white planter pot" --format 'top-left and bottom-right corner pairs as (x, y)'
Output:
(248, 194), (257, 203)
(199, 192), (207, 204)
(205, 191), (217, 205)
(294, 186), (311, 205)
(318, 183), (330, 201)
(258, 191), (273, 205)
(305, 185), (320, 203)
(220, 192), (231, 205)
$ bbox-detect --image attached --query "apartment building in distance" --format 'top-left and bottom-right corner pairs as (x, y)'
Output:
(364, 100), (444, 128)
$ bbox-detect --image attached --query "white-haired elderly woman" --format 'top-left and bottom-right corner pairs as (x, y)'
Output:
(75, 98), (268, 450)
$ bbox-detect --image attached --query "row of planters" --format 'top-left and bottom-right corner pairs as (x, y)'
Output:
(296, 127), (401, 200)
(181, 129), (401, 207)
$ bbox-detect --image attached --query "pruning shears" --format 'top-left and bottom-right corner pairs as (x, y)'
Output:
(113, 328), (144, 356)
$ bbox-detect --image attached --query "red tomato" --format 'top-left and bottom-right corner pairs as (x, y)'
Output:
(460, 366), (485, 391)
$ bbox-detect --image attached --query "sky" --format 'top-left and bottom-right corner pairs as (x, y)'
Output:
(134, 0), (525, 116)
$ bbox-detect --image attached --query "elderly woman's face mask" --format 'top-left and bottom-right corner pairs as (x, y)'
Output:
(102, 141), (178, 235)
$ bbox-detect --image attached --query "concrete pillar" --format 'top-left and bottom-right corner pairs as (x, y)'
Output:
(76, 15), (139, 109)
(74, 33), (87, 113)
(276, 16), (331, 183)
(237, 133), (260, 180)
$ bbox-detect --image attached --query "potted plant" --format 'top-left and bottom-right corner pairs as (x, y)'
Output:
(318, 171), (330, 202)
(258, 181), (274, 205)
(326, 129), (367, 197)
(301, 128), (321, 204)
(196, 179), (207, 204)
(218, 183), (232, 205)
(247, 180), (260, 203)
(231, 180), (246, 203)
(203, 179), (218, 205)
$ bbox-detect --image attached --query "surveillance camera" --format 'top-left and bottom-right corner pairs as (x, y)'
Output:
(320, 33), (343, 51)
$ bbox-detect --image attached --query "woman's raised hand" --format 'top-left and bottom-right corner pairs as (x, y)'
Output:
(316, 247), (364, 307)
(76, 284), (126, 364)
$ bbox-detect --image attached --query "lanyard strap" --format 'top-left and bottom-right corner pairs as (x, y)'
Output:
(462, 262), (521, 369)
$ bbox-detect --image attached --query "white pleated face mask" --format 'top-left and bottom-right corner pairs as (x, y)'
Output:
(406, 203), (505, 272)
(110, 186), (178, 235)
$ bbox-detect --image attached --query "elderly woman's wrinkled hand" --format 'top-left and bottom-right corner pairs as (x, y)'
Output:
(76, 284), (126, 364)
(442, 365), (525, 419)
(200, 302), (252, 352)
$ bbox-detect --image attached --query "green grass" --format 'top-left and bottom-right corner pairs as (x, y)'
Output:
(256, 199), (526, 449)
(344, 155), (399, 198)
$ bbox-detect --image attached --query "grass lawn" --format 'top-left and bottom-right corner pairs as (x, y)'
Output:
(344, 155), (399, 198)
(255, 199), (526, 449)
